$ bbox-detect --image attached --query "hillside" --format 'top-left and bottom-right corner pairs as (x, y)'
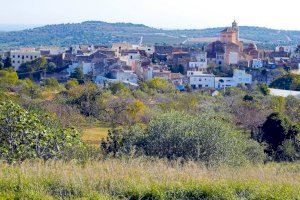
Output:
(0, 21), (300, 48)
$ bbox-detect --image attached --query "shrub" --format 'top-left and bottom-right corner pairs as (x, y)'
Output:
(117, 112), (265, 166)
(0, 101), (83, 163)
(41, 77), (59, 88)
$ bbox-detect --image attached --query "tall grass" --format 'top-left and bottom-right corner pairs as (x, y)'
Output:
(0, 159), (299, 199)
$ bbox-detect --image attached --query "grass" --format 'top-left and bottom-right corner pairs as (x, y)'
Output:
(82, 127), (109, 146)
(0, 159), (299, 199)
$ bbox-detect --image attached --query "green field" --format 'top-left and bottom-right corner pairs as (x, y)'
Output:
(0, 159), (299, 199)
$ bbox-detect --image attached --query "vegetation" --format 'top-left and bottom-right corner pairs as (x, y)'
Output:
(0, 21), (300, 48)
(270, 73), (300, 91)
(0, 101), (83, 163)
(0, 160), (299, 199)
(0, 65), (300, 198)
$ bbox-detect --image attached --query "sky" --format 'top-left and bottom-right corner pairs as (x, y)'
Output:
(0, 0), (299, 30)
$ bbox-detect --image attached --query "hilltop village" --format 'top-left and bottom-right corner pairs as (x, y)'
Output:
(1, 21), (300, 93)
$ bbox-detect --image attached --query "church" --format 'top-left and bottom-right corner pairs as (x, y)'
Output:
(206, 21), (261, 66)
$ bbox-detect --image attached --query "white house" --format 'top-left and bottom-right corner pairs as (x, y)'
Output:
(188, 71), (215, 89)
(189, 62), (208, 70)
(251, 59), (263, 68)
(114, 70), (138, 84)
(67, 62), (94, 76)
(188, 69), (252, 89)
(215, 69), (252, 89)
(10, 48), (41, 71)
(119, 50), (141, 69)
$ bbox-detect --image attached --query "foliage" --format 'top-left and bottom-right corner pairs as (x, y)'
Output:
(0, 101), (83, 163)
(18, 57), (47, 73)
(46, 62), (57, 73)
(270, 73), (300, 91)
(65, 79), (79, 90)
(41, 77), (59, 88)
(260, 83), (270, 95)
(70, 67), (84, 84)
(108, 82), (127, 94)
(141, 77), (175, 94)
(0, 69), (18, 88)
(259, 112), (300, 161)
(107, 112), (265, 166)
(3, 57), (12, 69)
(0, 21), (300, 47)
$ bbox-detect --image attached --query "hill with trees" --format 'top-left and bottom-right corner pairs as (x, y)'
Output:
(0, 21), (300, 48)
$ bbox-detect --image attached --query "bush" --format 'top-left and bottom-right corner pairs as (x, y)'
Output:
(41, 77), (59, 88)
(0, 101), (83, 163)
(115, 112), (265, 166)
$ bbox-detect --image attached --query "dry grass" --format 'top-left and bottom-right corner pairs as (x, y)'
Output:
(82, 127), (109, 146)
(0, 159), (299, 199)
(41, 90), (59, 101)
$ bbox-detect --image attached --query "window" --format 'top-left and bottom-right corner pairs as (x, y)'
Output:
(12, 55), (15, 58)
(18, 55), (20, 58)
(30, 56), (33, 59)
(22, 56), (24, 59)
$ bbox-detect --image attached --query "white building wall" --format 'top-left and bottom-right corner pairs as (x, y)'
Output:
(116, 71), (138, 84)
(229, 52), (239, 65)
(10, 50), (41, 71)
(189, 75), (215, 88)
(252, 59), (263, 68)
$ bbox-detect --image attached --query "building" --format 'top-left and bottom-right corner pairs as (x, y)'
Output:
(188, 69), (252, 89)
(207, 21), (244, 66)
(67, 62), (94, 76)
(113, 70), (138, 84)
(189, 51), (208, 71)
(251, 59), (263, 68)
(189, 71), (215, 89)
(10, 48), (41, 70)
(112, 43), (133, 57)
(220, 20), (239, 44)
(215, 69), (252, 89)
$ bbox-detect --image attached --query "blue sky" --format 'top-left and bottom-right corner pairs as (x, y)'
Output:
(0, 0), (299, 30)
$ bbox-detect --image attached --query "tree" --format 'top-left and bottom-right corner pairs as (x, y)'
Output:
(46, 62), (57, 73)
(260, 112), (299, 161)
(3, 57), (12, 69)
(260, 83), (270, 95)
(0, 62), (4, 70)
(270, 73), (300, 91)
(141, 77), (175, 94)
(109, 82), (127, 94)
(243, 94), (254, 102)
(70, 67), (84, 84)
(0, 101), (83, 163)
